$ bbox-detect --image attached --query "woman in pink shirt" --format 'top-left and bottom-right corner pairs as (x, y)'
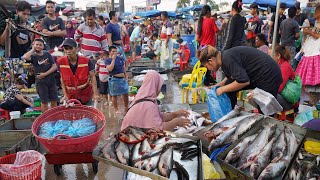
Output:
(121, 71), (191, 131)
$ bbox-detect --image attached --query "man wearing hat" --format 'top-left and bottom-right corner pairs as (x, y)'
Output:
(294, 2), (307, 26)
(57, 38), (99, 104)
(246, 2), (263, 47)
(269, 3), (287, 44)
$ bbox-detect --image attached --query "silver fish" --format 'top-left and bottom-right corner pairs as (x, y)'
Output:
(285, 126), (299, 158)
(145, 155), (160, 172)
(140, 139), (152, 154)
(208, 126), (236, 151)
(250, 137), (276, 179)
(230, 115), (263, 141)
(225, 134), (258, 163)
(129, 127), (145, 140)
(212, 114), (253, 131)
(102, 138), (118, 161)
(271, 131), (286, 163)
(158, 147), (173, 177)
(258, 156), (289, 180)
(115, 140), (130, 165)
(131, 142), (143, 167)
(238, 123), (276, 170)
(213, 107), (241, 125)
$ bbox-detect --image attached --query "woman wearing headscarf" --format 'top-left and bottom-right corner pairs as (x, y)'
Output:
(223, 0), (246, 50)
(121, 71), (191, 131)
(65, 21), (75, 39)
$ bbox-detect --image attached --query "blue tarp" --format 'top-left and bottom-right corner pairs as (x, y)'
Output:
(177, 4), (205, 13)
(136, 10), (177, 18)
(242, 0), (297, 8)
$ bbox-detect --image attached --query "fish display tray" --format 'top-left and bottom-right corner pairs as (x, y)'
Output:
(94, 139), (204, 180)
(194, 112), (261, 155)
(129, 60), (157, 67)
(0, 130), (33, 157)
(160, 104), (191, 112)
(131, 67), (168, 76)
(0, 118), (35, 131)
(283, 129), (320, 179)
(217, 117), (307, 180)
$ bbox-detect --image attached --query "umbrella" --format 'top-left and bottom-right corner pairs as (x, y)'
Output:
(242, 0), (297, 8)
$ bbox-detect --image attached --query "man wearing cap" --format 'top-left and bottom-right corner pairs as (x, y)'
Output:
(269, 3), (287, 44)
(294, 2), (307, 26)
(57, 38), (99, 104)
(246, 3), (262, 47)
(130, 23), (145, 61)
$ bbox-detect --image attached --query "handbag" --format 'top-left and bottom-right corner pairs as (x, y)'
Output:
(281, 76), (302, 104)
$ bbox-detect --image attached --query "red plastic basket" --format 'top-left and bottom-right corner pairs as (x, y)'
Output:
(0, 153), (42, 180)
(31, 100), (106, 154)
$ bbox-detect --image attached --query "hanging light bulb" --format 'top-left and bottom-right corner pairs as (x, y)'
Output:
(54, 46), (58, 52)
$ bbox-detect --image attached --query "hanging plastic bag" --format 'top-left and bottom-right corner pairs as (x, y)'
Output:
(64, 118), (97, 138)
(250, 88), (283, 115)
(281, 76), (302, 104)
(161, 43), (169, 60)
(207, 86), (232, 122)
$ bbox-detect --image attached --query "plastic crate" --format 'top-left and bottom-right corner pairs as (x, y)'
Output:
(23, 111), (42, 118)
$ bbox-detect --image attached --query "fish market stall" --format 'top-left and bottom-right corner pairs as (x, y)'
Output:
(285, 130), (320, 179)
(217, 117), (306, 180)
(94, 126), (205, 180)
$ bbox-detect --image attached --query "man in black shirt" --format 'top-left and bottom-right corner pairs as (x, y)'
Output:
(41, 1), (66, 49)
(0, 1), (32, 58)
(268, 3), (287, 44)
(23, 39), (58, 112)
(294, 2), (307, 26)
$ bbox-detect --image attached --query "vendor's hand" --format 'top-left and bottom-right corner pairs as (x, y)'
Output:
(112, 54), (117, 60)
(174, 118), (192, 129)
(175, 109), (189, 117)
(247, 91), (254, 100)
(166, 43), (168, 48)
(60, 96), (68, 104)
(216, 87), (224, 96)
(36, 73), (47, 80)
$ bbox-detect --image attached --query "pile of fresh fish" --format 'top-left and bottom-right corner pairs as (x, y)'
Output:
(101, 126), (201, 179)
(224, 124), (300, 180)
(174, 110), (212, 135)
(288, 142), (320, 180)
(203, 108), (264, 151)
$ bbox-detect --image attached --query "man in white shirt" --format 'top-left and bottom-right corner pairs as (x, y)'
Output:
(146, 33), (161, 60)
(130, 23), (146, 61)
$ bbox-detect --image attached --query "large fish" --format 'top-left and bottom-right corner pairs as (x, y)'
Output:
(115, 140), (130, 165)
(131, 142), (143, 167)
(213, 107), (241, 125)
(230, 115), (263, 141)
(225, 134), (258, 163)
(271, 131), (286, 163)
(145, 155), (160, 172)
(140, 139), (152, 154)
(211, 114), (254, 132)
(258, 156), (289, 180)
(238, 123), (276, 170)
(250, 137), (276, 179)
(158, 147), (173, 177)
(102, 138), (118, 162)
(208, 126), (236, 151)
(285, 126), (299, 158)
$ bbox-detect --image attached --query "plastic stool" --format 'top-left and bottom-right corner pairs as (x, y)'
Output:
(277, 109), (295, 123)
(0, 108), (10, 120)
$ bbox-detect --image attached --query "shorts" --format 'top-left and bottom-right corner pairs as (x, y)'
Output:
(130, 42), (136, 53)
(99, 81), (109, 95)
(36, 79), (58, 103)
(108, 77), (128, 96)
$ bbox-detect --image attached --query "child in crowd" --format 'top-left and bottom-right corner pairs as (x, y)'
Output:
(0, 78), (34, 112)
(95, 50), (110, 106)
(106, 46), (129, 114)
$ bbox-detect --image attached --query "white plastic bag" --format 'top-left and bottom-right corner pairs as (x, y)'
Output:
(250, 88), (283, 115)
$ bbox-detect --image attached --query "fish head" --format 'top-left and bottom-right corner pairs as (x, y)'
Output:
(250, 163), (261, 179)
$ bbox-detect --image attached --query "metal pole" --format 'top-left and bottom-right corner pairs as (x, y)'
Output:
(4, 20), (11, 58)
(271, 0), (281, 57)
(111, 0), (115, 11)
(119, 0), (124, 16)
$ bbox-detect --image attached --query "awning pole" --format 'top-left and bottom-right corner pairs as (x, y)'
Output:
(272, 0), (281, 56)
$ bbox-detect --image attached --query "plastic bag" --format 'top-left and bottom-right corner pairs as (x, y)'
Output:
(294, 111), (314, 126)
(281, 76), (302, 104)
(64, 118), (97, 138)
(38, 120), (72, 138)
(0, 150), (43, 178)
(207, 86), (232, 122)
(251, 88), (283, 115)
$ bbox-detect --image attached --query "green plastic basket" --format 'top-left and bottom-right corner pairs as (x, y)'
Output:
(129, 86), (138, 95)
(23, 111), (42, 118)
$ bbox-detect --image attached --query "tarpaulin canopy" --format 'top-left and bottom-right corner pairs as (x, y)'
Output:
(177, 4), (205, 13)
(136, 10), (177, 18)
(242, 0), (297, 8)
